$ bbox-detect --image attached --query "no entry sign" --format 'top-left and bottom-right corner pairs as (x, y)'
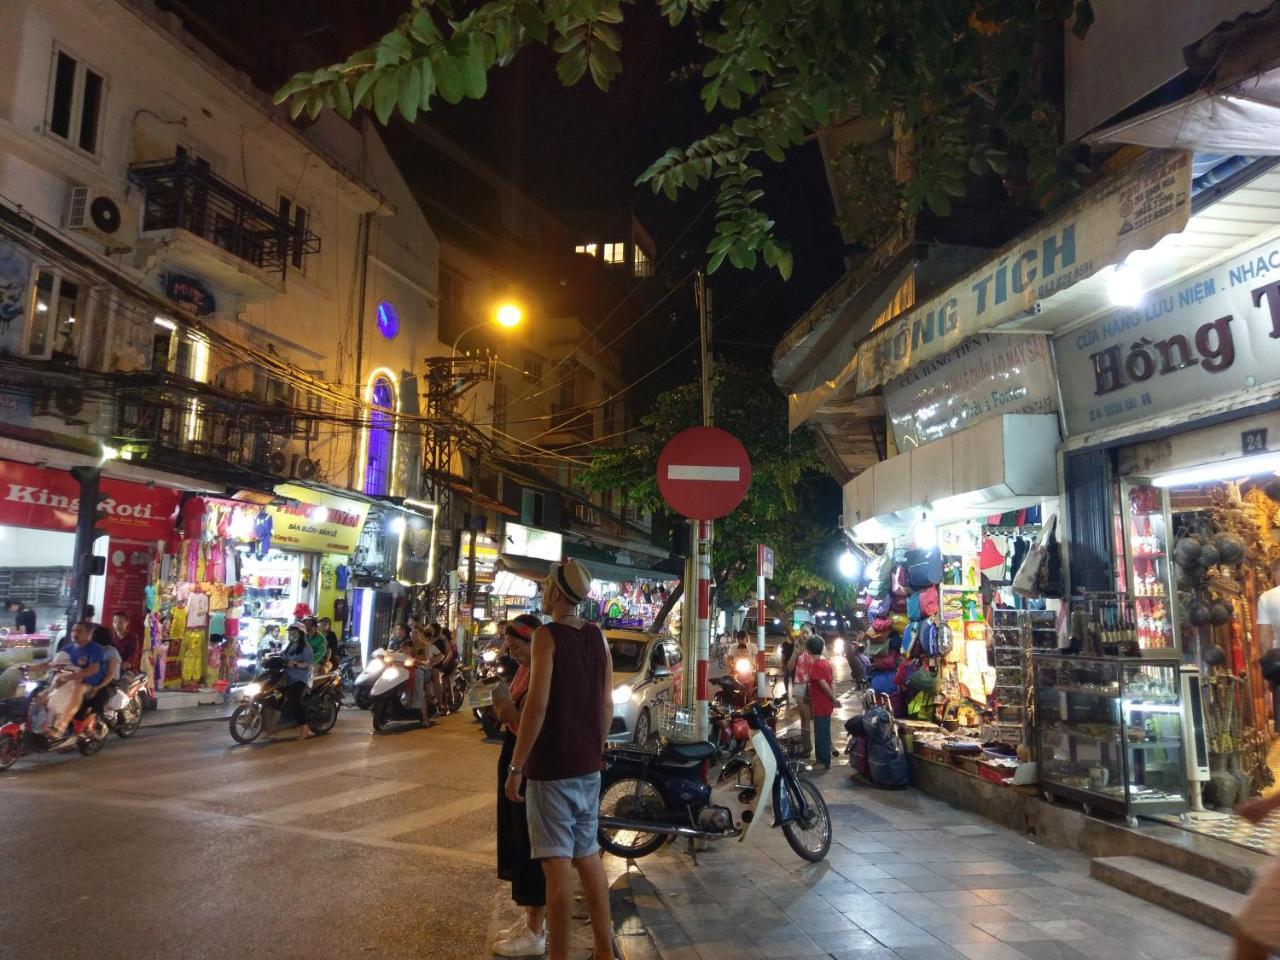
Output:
(657, 426), (752, 520)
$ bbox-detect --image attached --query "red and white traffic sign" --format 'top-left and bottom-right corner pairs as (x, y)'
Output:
(657, 426), (752, 520)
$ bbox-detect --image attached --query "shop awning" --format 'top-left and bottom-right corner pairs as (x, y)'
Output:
(496, 555), (553, 583)
(844, 414), (1059, 542)
(575, 557), (681, 585)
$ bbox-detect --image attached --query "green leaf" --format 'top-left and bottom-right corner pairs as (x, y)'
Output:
(463, 38), (488, 97)
(397, 63), (422, 122)
(432, 49), (465, 103)
(707, 246), (729, 273)
(925, 188), (952, 217)
(376, 30), (413, 68)
(556, 44), (589, 85)
(373, 72), (399, 124)
(353, 68), (381, 109)
(776, 248), (793, 281)
(273, 73), (313, 105)
(288, 90), (309, 120)
(588, 44), (622, 90)
(514, 1), (548, 43)
(333, 79), (354, 119)
(409, 9), (440, 44)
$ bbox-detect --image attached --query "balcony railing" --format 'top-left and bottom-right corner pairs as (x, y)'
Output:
(128, 157), (320, 278)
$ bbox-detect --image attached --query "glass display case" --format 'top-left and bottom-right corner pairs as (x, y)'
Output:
(1034, 653), (1187, 825)
(1119, 479), (1179, 655)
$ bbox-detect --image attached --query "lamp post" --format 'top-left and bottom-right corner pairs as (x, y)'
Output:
(450, 301), (524, 357)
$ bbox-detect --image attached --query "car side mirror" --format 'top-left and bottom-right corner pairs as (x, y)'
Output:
(651, 665), (671, 679)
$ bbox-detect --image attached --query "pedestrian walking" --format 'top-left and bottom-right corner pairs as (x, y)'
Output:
(789, 626), (816, 756)
(1233, 791), (1280, 959)
(490, 614), (548, 957)
(807, 635), (836, 768)
(504, 559), (615, 960)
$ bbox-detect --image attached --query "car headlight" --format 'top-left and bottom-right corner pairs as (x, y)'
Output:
(481, 649), (498, 663)
(611, 684), (633, 705)
(243, 682), (262, 697)
(734, 657), (753, 674)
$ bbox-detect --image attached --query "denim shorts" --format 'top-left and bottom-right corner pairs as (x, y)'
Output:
(525, 771), (601, 860)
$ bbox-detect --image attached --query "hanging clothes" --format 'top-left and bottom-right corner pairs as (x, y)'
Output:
(180, 630), (206, 688)
(186, 592), (209, 629)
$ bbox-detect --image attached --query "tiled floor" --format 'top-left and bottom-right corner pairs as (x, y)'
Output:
(616, 778), (1234, 959)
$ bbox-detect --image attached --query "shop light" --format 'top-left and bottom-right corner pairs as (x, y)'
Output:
(390, 516), (406, 534)
(153, 315), (177, 330)
(100, 445), (119, 462)
(1107, 259), (1144, 307)
(837, 550), (861, 580)
(311, 506), (329, 523)
(1151, 452), (1280, 487)
(913, 512), (937, 550)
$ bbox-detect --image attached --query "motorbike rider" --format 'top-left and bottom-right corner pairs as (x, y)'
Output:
(281, 622), (315, 740)
(53, 620), (107, 736)
(303, 617), (329, 673)
(320, 616), (340, 671)
(84, 625), (122, 721)
(388, 622), (409, 651)
(408, 625), (435, 726)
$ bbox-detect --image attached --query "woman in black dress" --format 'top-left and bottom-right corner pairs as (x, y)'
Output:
(490, 614), (547, 957)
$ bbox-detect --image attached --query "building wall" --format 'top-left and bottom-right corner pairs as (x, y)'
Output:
(0, 0), (440, 499)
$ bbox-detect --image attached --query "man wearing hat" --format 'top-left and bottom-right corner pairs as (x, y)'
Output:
(504, 559), (614, 960)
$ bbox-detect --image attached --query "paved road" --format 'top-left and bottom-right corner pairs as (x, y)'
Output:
(0, 705), (508, 960)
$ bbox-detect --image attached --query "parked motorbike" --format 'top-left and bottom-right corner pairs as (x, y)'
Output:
(0, 661), (109, 770)
(228, 656), (342, 743)
(352, 646), (388, 710)
(598, 700), (832, 862)
(369, 650), (437, 732)
(337, 641), (362, 701)
(100, 670), (150, 739)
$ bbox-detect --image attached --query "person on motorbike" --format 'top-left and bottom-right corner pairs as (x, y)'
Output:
(282, 623), (315, 740)
(408, 625), (435, 726)
(302, 617), (329, 673)
(388, 622), (409, 651)
(490, 613), (548, 957)
(84, 625), (122, 721)
(53, 620), (107, 736)
(319, 617), (340, 671)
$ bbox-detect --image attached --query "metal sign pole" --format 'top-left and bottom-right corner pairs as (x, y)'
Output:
(757, 545), (768, 697)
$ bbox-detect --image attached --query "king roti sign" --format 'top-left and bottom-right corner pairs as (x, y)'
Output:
(1054, 234), (1280, 435)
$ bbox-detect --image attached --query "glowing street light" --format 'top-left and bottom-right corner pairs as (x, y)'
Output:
(451, 300), (526, 356)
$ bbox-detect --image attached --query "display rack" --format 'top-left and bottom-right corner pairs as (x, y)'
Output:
(1035, 653), (1187, 825)
(992, 608), (1058, 746)
(1120, 479), (1179, 655)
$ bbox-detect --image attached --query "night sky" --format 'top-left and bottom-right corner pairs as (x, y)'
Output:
(163, 0), (846, 386)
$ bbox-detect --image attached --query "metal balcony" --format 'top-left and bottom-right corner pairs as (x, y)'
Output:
(128, 157), (320, 279)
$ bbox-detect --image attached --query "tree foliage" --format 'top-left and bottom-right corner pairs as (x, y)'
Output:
(276, 0), (1093, 277)
(578, 364), (846, 613)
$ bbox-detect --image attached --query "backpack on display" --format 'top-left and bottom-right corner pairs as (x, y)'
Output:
(907, 592), (923, 621)
(867, 596), (892, 619)
(906, 547), (944, 589)
(891, 564), (911, 596)
(915, 619), (940, 657)
(917, 587), (939, 617)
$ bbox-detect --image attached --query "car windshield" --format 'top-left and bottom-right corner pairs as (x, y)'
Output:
(608, 638), (647, 673)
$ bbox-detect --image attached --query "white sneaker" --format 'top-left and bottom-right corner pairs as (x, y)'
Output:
(492, 926), (547, 957)
(495, 919), (530, 942)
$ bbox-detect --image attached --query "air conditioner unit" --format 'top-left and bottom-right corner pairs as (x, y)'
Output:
(65, 186), (135, 245)
(291, 454), (320, 481)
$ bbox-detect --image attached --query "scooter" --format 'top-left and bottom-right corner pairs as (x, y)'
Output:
(351, 646), (388, 710)
(100, 670), (150, 739)
(597, 699), (832, 863)
(228, 655), (342, 744)
(369, 649), (437, 732)
(337, 640), (362, 701)
(0, 660), (109, 770)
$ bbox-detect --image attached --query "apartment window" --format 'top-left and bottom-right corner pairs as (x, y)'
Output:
(492, 381), (508, 430)
(277, 195), (310, 272)
(364, 376), (395, 496)
(634, 246), (652, 277)
(521, 489), (545, 527)
(46, 50), (105, 155)
(29, 269), (88, 360)
(603, 242), (626, 265)
(574, 243), (598, 258)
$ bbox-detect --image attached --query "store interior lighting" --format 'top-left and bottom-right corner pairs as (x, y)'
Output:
(1107, 258), (1145, 307)
(912, 511), (937, 549)
(837, 550), (861, 580)
(1151, 452), (1280, 487)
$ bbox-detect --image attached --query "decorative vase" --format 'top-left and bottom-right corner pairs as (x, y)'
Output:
(1228, 752), (1253, 803)
(1207, 753), (1238, 809)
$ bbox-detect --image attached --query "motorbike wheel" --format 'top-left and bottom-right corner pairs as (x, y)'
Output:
(115, 698), (143, 739)
(631, 708), (652, 747)
(782, 778), (832, 863)
(229, 704), (265, 744)
(371, 699), (389, 733)
(308, 698), (339, 735)
(355, 689), (372, 711)
(598, 776), (667, 859)
(479, 708), (502, 740)
(77, 734), (103, 757)
(0, 732), (19, 770)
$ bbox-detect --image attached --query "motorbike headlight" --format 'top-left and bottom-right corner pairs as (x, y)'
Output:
(833, 637), (845, 656)
(734, 657), (753, 674)
(481, 649), (498, 663)
(611, 684), (633, 705)
(243, 682), (262, 697)
(19, 680), (37, 695)
(368, 659), (385, 673)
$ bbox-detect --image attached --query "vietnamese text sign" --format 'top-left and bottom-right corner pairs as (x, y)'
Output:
(269, 482), (369, 554)
(857, 151), (1192, 393)
(883, 333), (1058, 450)
(1054, 233), (1280, 435)
(758, 544), (774, 579)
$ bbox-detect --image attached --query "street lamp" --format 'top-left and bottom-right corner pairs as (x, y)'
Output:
(837, 550), (861, 580)
(451, 301), (525, 356)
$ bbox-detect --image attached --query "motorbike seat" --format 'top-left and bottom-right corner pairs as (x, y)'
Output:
(659, 740), (718, 764)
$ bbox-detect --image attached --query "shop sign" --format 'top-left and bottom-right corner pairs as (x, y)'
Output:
(101, 540), (155, 634)
(1054, 233), (1280, 435)
(502, 522), (562, 562)
(0, 460), (180, 539)
(268, 482), (369, 554)
(857, 151), (1192, 393)
(457, 532), (498, 582)
(758, 544), (774, 580)
(350, 510), (392, 580)
(161, 272), (216, 316)
(883, 333), (1057, 450)
(396, 508), (435, 585)
(1242, 428), (1268, 455)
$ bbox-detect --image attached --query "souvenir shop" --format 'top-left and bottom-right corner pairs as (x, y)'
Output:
(1052, 239), (1280, 841)
(0, 458), (181, 693)
(145, 484), (368, 693)
(846, 413), (1063, 785)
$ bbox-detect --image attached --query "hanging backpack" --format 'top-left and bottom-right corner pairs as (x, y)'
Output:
(891, 563), (911, 596)
(906, 547), (944, 589)
(917, 587), (939, 617)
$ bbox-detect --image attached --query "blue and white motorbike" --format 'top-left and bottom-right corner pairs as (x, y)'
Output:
(597, 700), (832, 862)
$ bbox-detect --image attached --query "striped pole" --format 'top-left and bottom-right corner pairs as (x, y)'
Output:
(696, 518), (712, 740)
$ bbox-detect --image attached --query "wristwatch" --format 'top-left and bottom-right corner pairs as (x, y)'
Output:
(508, 763), (523, 776)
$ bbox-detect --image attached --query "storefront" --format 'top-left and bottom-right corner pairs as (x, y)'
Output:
(0, 458), (180, 687)
(151, 483), (368, 691)
(562, 543), (681, 631)
(1054, 233), (1280, 821)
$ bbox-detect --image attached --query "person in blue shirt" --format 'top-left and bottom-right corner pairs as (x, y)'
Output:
(281, 623), (314, 740)
(54, 620), (106, 736)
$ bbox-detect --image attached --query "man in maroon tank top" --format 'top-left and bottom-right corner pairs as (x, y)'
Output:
(505, 559), (615, 959)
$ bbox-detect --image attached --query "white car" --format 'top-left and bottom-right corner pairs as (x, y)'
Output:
(606, 629), (684, 745)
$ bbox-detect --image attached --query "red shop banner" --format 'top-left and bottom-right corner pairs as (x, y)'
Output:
(0, 459), (181, 541)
